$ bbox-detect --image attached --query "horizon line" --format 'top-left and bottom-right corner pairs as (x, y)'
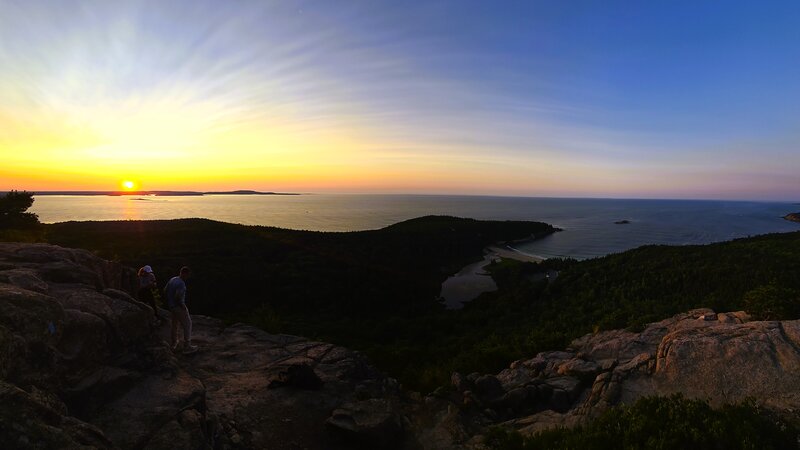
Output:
(5, 189), (796, 204)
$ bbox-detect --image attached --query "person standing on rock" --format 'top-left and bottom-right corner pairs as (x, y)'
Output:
(137, 265), (160, 322)
(165, 266), (197, 353)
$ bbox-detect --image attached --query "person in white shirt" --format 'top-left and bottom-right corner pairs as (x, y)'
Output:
(137, 265), (159, 321)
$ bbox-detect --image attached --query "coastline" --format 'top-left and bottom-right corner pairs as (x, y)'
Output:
(485, 230), (554, 263)
(485, 244), (544, 263)
(440, 239), (546, 308)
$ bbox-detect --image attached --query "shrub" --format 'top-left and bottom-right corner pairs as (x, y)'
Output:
(485, 395), (799, 450)
(743, 284), (800, 320)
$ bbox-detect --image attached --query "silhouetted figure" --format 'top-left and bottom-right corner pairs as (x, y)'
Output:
(137, 265), (159, 321)
(165, 266), (197, 353)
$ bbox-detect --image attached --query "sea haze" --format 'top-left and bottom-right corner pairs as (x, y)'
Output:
(31, 194), (800, 260)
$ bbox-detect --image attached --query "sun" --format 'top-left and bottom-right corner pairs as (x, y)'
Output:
(122, 180), (135, 190)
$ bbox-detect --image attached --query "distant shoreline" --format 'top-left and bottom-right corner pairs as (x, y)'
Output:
(32, 190), (300, 197)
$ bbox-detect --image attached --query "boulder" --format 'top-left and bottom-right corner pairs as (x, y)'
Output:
(440, 309), (800, 442)
(652, 320), (800, 409)
(86, 370), (207, 449)
(326, 398), (404, 449)
(557, 359), (600, 380)
(536, 383), (553, 402)
(0, 284), (65, 389)
(63, 365), (143, 416)
(142, 410), (212, 450)
(268, 363), (324, 390)
(496, 366), (534, 389)
(56, 288), (150, 346)
(616, 352), (653, 373)
(549, 389), (571, 412)
(37, 259), (102, 287)
(0, 269), (49, 293)
(451, 371), (470, 392)
(474, 375), (504, 402)
(58, 308), (110, 364)
(498, 387), (530, 412)
(544, 376), (582, 400)
(0, 380), (111, 449)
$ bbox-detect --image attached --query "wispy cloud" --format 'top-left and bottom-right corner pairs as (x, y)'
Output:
(1, 0), (798, 199)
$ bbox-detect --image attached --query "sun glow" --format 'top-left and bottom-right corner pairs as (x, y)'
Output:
(122, 180), (135, 190)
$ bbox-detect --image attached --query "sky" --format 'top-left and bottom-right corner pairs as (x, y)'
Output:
(1, 0), (799, 200)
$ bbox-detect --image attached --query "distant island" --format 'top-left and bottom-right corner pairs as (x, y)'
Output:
(33, 190), (300, 196)
(614, 219), (631, 224)
(784, 212), (800, 223)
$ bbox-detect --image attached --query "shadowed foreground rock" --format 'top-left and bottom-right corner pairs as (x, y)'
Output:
(436, 309), (800, 448)
(4, 242), (800, 449)
(0, 243), (409, 449)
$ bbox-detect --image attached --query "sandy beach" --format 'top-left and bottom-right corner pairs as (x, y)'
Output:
(440, 256), (498, 308)
(485, 244), (544, 263)
(440, 244), (544, 308)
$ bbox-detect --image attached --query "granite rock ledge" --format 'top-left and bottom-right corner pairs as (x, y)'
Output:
(0, 243), (408, 449)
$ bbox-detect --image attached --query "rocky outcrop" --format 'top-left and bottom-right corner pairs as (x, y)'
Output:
(0, 243), (408, 449)
(179, 317), (404, 449)
(784, 212), (800, 223)
(439, 308), (800, 445)
(5, 242), (800, 449)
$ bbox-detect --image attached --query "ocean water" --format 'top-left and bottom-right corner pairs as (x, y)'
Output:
(31, 194), (800, 260)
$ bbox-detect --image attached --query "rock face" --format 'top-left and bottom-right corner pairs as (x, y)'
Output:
(0, 243), (407, 449)
(439, 308), (800, 445)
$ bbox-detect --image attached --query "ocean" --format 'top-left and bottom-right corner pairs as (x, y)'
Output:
(31, 194), (800, 260)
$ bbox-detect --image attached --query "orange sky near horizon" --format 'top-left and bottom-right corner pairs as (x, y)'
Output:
(0, 100), (650, 195)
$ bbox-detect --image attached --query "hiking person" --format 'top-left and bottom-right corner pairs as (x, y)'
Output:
(137, 265), (159, 321)
(165, 266), (197, 353)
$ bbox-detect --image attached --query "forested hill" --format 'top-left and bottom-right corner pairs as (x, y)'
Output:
(350, 229), (800, 390)
(426, 230), (800, 390)
(42, 216), (555, 318)
(541, 230), (800, 333)
(5, 216), (800, 391)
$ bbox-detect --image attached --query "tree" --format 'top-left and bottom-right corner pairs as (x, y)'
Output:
(0, 190), (39, 229)
(743, 283), (800, 320)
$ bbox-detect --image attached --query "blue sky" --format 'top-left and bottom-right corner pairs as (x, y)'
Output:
(1, 0), (799, 199)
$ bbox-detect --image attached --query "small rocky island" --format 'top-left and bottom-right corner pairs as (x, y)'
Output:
(614, 220), (631, 225)
(784, 212), (800, 223)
